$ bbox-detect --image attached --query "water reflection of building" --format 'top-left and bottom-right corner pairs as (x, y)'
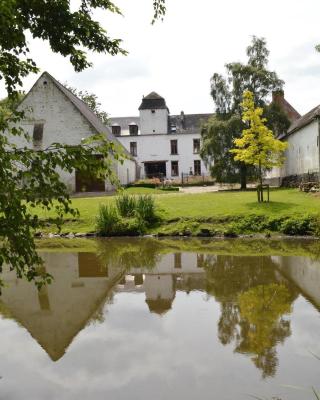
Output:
(0, 251), (207, 360)
(0, 252), (124, 361)
(272, 256), (320, 310)
(116, 253), (207, 315)
(1, 248), (319, 376)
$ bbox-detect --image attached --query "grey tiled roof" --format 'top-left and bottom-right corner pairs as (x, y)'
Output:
(169, 113), (212, 134)
(109, 113), (213, 135)
(110, 116), (140, 129)
(138, 91), (169, 111)
(288, 104), (320, 134)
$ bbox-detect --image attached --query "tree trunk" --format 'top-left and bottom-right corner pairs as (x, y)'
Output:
(240, 163), (247, 190)
(259, 161), (263, 202)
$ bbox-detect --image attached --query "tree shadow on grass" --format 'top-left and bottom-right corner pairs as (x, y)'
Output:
(245, 201), (298, 213)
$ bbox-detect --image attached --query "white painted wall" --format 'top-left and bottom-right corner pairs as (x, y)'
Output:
(117, 133), (209, 179)
(14, 73), (136, 192)
(284, 120), (319, 176)
(266, 120), (319, 181)
(140, 108), (169, 135)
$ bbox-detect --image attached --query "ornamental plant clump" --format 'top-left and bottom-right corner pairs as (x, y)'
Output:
(230, 90), (287, 202)
(96, 195), (158, 236)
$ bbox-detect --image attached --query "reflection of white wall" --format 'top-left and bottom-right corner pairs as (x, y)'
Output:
(272, 255), (320, 308)
(130, 253), (203, 275)
(118, 253), (207, 303)
(0, 253), (123, 361)
(144, 275), (174, 301)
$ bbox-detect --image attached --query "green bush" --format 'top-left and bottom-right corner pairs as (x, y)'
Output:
(96, 204), (119, 235)
(280, 216), (314, 236)
(160, 186), (179, 192)
(232, 215), (268, 233)
(127, 183), (157, 188)
(116, 194), (137, 217)
(117, 216), (147, 236)
(136, 195), (157, 224)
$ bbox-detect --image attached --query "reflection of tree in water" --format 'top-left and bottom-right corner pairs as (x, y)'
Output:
(237, 283), (293, 378)
(95, 238), (164, 271)
(205, 255), (297, 378)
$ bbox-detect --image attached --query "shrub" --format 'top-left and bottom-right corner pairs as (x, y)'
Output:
(280, 216), (314, 236)
(160, 186), (179, 192)
(117, 216), (147, 236)
(116, 194), (136, 217)
(233, 215), (268, 233)
(96, 204), (119, 235)
(136, 195), (157, 224)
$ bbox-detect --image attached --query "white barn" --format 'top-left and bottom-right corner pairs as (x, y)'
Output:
(109, 92), (212, 180)
(15, 72), (137, 193)
(266, 92), (320, 186)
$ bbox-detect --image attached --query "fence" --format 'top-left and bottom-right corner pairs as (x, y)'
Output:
(180, 172), (214, 187)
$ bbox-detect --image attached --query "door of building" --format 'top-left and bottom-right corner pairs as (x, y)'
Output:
(75, 155), (105, 192)
(144, 161), (167, 179)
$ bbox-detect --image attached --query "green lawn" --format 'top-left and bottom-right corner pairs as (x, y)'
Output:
(156, 189), (320, 219)
(36, 188), (320, 234)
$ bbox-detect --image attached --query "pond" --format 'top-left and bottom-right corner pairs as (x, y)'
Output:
(0, 238), (320, 400)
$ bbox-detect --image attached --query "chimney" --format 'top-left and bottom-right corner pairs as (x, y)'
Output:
(272, 90), (285, 106)
(271, 90), (301, 123)
(180, 111), (185, 129)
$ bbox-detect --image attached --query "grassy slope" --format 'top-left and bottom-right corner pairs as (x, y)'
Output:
(34, 188), (320, 234)
(157, 189), (320, 219)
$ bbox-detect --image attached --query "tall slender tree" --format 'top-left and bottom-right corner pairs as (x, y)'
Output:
(230, 91), (287, 202)
(201, 36), (290, 189)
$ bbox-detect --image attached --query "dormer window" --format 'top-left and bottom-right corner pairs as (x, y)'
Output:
(111, 124), (121, 136)
(129, 123), (138, 136)
(171, 124), (177, 133)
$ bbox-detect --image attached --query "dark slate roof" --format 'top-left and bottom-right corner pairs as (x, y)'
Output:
(138, 91), (169, 111)
(109, 113), (213, 135)
(36, 72), (132, 158)
(110, 116), (140, 130)
(288, 104), (320, 134)
(169, 113), (212, 134)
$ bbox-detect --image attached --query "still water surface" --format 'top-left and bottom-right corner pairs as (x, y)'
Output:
(0, 238), (320, 400)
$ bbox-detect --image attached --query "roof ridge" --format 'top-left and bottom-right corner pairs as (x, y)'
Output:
(288, 103), (320, 134)
(40, 72), (132, 158)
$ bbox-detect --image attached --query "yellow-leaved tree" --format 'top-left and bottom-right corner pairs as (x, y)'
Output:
(230, 90), (287, 202)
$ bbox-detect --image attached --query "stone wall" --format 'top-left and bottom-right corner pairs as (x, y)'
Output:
(281, 172), (319, 188)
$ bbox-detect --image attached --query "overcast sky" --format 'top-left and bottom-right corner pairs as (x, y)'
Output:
(3, 0), (320, 117)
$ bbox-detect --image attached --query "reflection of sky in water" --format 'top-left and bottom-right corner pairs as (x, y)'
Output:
(0, 244), (319, 400)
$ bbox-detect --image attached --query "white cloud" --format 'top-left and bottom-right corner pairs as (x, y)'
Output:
(2, 0), (320, 116)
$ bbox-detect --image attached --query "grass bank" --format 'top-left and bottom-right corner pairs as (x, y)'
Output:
(34, 188), (320, 237)
(35, 237), (320, 259)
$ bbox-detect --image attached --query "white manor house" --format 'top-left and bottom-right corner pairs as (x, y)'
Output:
(109, 92), (212, 180)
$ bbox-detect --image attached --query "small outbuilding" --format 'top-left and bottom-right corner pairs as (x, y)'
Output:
(15, 71), (137, 193)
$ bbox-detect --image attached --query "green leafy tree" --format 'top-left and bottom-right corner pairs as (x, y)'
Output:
(0, 92), (25, 112)
(0, 0), (166, 94)
(201, 36), (289, 189)
(231, 91), (287, 202)
(0, 0), (165, 287)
